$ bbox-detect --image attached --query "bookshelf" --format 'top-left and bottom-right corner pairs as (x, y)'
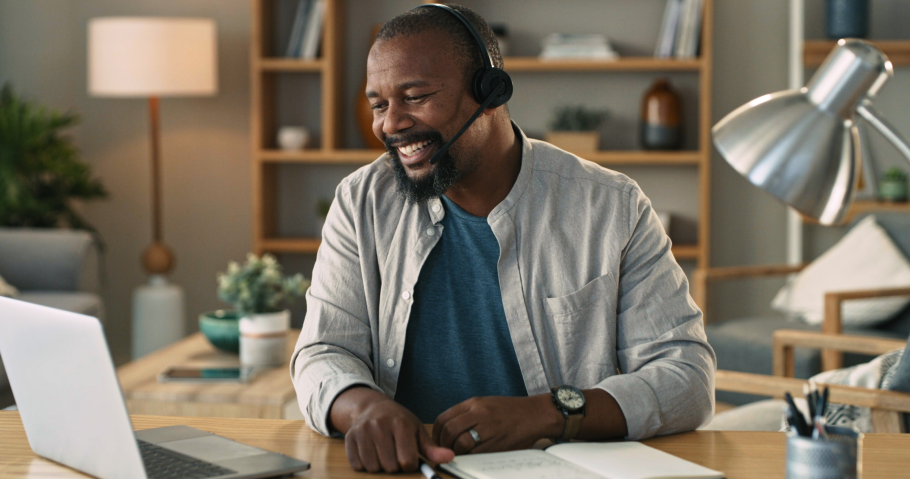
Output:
(250, 0), (714, 270)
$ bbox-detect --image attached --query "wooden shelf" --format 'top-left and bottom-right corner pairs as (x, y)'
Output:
(804, 40), (910, 67)
(261, 237), (701, 259)
(258, 58), (325, 72)
(260, 238), (322, 254)
(503, 56), (703, 72)
(843, 199), (910, 223)
(672, 244), (700, 260)
(257, 149), (701, 166)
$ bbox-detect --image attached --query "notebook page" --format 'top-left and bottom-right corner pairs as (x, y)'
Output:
(547, 442), (723, 479)
(440, 449), (606, 479)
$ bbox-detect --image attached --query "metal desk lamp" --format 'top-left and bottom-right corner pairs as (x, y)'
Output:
(712, 39), (910, 225)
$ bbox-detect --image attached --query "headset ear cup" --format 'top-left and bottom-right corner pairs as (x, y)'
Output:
(473, 68), (513, 108)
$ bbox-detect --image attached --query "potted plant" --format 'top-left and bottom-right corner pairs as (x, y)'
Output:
(0, 83), (107, 231)
(217, 253), (310, 367)
(545, 106), (607, 153)
(879, 167), (908, 203)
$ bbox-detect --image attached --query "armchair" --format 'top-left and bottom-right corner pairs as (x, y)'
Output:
(708, 329), (910, 433)
(0, 228), (104, 406)
(695, 212), (910, 405)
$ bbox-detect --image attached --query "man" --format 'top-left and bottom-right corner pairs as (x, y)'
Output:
(291, 4), (716, 474)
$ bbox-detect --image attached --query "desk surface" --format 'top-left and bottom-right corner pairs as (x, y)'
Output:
(1, 411), (907, 478)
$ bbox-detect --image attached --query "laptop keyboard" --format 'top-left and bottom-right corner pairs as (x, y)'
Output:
(138, 439), (237, 479)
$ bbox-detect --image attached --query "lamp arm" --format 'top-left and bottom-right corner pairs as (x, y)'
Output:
(857, 100), (910, 166)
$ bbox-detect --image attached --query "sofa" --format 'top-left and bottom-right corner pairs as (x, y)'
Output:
(0, 228), (104, 404)
(697, 212), (910, 405)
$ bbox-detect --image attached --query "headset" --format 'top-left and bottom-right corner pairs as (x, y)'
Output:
(410, 3), (514, 164)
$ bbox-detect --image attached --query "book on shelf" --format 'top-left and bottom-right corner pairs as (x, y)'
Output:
(673, 0), (704, 59)
(654, 0), (682, 58)
(540, 33), (619, 60)
(654, 0), (703, 59)
(440, 442), (723, 479)
(284, 0), (310, 58)
(283, 0), (325, 59)
(301, 0), (326, 59)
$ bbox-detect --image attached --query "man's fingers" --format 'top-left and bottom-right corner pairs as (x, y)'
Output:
(436, 413), (478, 450)
(344, 435), (364, 471)
(453, 430), (477, 455)
(419, 425), (455, 464)
(374, 432), (401, 473)
(357, 433), (382, 473)
(391, 419), (420, 472)
(433, 401), (469, 444)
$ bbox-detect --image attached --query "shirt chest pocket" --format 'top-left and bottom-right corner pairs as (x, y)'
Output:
(543, 273), (618, 385)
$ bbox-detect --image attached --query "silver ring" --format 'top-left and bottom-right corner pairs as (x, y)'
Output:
(468, 428), (481, 445)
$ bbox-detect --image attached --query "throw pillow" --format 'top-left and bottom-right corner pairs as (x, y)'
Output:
(0, 274), (18, 298)
(791, 348), (904, 433)
(771, 215), (910, 327)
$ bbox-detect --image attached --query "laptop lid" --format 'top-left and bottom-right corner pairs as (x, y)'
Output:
(0, 297), (147, 479)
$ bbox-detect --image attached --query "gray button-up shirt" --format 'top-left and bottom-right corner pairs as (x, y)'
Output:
(291, 126), (716, 440)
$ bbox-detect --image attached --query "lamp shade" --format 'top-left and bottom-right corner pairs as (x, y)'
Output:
(88, 17), (217, 97)
(712, 39), (892, 225)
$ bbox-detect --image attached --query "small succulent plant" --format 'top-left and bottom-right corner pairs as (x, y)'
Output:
(217, 253), (309, 317)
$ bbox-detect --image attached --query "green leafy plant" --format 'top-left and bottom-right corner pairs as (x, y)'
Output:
(882, 167), (908, 182)
(217, 253), (310, 317)
(548, 106), (607, 131)
(316, 198), (332, 218)
(0, 83), (107, 230)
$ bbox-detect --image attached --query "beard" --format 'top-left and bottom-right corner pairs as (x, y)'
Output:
(386, 129), (465, 204)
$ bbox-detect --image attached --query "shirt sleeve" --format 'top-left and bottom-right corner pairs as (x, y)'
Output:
(289, 179), (382, 437)
(594, 181), (717, 440)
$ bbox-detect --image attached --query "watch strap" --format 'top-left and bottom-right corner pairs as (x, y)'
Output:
(560, 412), (583, 442)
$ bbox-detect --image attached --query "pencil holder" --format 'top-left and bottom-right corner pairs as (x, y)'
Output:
(786, 426), (859, 479)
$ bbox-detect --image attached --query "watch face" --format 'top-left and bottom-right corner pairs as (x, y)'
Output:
(557, 386), (585, 411)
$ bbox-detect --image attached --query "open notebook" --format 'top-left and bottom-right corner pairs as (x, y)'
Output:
(440, 442), (723, 479)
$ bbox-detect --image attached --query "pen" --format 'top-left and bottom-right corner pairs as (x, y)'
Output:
(420, 461), (442, 479)
(820, 386), (829, 417)
(784, 392), (809, 437)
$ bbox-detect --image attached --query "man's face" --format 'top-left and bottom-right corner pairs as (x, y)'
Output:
(366, 30), (483, 203)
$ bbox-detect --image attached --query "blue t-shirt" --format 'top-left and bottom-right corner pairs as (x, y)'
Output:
(394, 195), (527, 423)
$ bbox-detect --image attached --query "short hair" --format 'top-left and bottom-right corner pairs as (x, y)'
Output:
(376, 4), (504, 92)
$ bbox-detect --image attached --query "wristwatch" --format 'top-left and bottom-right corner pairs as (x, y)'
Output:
(551, 385), (586, 442)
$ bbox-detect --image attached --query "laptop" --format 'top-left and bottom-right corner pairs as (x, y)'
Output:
(0, 296), (310, 479)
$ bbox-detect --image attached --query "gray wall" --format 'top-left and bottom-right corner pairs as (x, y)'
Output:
(2, 0), (908, 362)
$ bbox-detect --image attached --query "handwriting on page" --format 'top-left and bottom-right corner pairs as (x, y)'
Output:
(452, 450), (604, 479)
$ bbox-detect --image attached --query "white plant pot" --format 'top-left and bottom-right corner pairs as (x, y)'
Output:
(239, 310), (290, 368)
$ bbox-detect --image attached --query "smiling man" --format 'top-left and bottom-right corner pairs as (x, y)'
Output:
(291, 3), (716, 475)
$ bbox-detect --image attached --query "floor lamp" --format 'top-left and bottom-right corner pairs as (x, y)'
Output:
(88, 17), (218, 358)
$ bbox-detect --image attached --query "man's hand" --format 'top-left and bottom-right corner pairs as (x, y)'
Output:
(433, 395), (563, 454)
(433, 390), (628, 455)
(330, 387), (454, 473)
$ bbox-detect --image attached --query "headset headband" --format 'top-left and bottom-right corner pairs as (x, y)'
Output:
(417, 3), (494, 71)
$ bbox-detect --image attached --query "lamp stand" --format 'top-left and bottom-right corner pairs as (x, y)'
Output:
(131, 96), (185, 359)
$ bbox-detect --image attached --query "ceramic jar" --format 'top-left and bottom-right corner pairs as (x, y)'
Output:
(640, 78), (682, 150)
(239, 310), (290, 368)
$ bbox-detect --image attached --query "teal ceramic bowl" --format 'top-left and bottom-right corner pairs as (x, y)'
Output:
(199, 309), (240, 354)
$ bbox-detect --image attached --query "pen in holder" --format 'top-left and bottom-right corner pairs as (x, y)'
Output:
(786, 425), (859, 479)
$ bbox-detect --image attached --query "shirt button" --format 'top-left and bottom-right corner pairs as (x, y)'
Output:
(386, 358), (395, 368)
(432, 204), (441, 213)
(426, 227), (436, 236)
(401, 291), (411, 300)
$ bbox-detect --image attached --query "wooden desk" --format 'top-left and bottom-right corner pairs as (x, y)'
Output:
(116, 332), (302, 420)
(2, 411), (908, 478)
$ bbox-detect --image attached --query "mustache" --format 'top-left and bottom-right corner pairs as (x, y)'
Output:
(384, 130), (445, 152)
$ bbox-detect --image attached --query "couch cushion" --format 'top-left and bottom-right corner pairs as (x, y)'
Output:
(771, 216), (910, 327)
(17, 292), (105, 321)
(706, 315), (905, 405)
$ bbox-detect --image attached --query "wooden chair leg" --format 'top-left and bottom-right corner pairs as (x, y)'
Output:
(822, 294), (844, 371)
(871, 410), (906, 434)
(774, 343), (795, 378)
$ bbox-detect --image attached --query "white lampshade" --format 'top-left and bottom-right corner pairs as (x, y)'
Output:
(88, 17), (218, 97)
